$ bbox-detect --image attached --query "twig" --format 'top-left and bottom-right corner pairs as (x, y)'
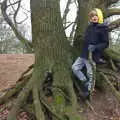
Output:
(7, 0), (20, 7)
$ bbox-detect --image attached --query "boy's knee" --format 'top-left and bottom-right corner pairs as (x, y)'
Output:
(72, 63), (81, 71)
(72, 64), (76, 71)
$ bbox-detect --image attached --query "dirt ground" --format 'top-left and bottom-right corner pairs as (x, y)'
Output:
(0, 54), (120, 120)
(0, 54), (34, 91)
(85, 90), (120, 120)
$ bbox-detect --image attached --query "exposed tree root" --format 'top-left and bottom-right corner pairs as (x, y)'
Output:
(97, 68), (119, 80)
(100, 72), (120, 104)
(7, 75), (35, 120)
(17, 64), (34, 83)
(40, 96), (64, 120)
(109, 59), (118, 71)
(97, 68), (120, 91)
(0, 64), (33, 98)
(105, 48), (120, 62)
(0, 50), (119, 120)
(0, 65), (81, 120)
(22, 104), (34, 117)
(0, 100), (13, 113)
(33, 84), (45, 120)
(0, 74), (31, 105)
(0, 65), (34, 119)
(1, 64), (119, 120)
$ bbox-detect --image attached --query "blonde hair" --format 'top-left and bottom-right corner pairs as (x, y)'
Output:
(95, 8), (103, 23)
(88, 8), (104, 24)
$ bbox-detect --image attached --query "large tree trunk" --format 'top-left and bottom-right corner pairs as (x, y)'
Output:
(31, 0), (78, 117)
(3, 0), (82, 120)
(30, 0), (81, 119)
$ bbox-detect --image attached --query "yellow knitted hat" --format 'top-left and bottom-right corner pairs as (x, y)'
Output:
(95, 8), (104, 24)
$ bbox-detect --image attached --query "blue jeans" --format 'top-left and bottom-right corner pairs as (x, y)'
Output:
(72, 57), (93, 91)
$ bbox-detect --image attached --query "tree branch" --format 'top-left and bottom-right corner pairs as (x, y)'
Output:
(104, 48), (120, 62)
(64, 22), (75, 30)
(33, 85), (45, 120)
(7, 0), (20, 7)
(100, 72), (120, 104)
(106, 0), (119, 7)
(62, 0), (72, 27)
(107, 8), (120, 17)
(108, 18), (120, 31)
(13, 0), (21, 26)
(1, 0), (33, 53)
(16, 12), (28, 24)
(8, 0), (16, 12)
(69, 15), (78, 43)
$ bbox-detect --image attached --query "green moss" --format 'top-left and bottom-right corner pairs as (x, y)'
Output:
(69, 115), (81, 120)
(65, 106), (73, 113)
(95, 72), (106, 91)
(105, 48), (120, 61)
(54, 95), (65, 105)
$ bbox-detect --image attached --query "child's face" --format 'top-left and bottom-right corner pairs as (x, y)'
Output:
(89, 15), (99, 23)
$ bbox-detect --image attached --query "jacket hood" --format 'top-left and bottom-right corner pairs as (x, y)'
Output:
(95, 8), (103, 24)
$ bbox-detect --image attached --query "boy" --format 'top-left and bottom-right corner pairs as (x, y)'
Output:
(72, 8), (109, 99)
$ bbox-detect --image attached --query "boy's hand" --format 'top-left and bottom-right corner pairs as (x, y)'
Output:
(88, 45), (96, 52)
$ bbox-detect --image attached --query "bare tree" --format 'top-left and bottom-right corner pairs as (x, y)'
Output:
(0, 0), (33, 53)
(0, 0), (120, 120)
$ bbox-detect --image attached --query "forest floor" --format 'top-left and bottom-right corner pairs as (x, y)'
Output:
(78, 89), (120, 120)
(0, 54), (120, 120)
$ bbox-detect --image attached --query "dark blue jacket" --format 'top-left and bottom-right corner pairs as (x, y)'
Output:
(80, 22), (109, 60)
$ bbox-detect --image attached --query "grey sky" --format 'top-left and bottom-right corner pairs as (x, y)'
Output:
(23, 0), (77, 38)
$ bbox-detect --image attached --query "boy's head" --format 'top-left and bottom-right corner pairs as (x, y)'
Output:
(88, 8), (103, 24)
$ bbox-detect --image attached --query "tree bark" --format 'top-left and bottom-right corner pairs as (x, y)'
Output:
(30, 0), (81, 119)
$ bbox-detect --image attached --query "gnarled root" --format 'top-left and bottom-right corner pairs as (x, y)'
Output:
(100, 72), (120, 104)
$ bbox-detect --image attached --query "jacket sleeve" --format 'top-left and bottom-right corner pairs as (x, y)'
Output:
(100, 25), (109, 47)
(94, 25), (109, 51)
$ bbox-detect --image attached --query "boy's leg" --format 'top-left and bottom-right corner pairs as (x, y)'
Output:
(72, 57), (87, 82)
(84, 59), (93, 95)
